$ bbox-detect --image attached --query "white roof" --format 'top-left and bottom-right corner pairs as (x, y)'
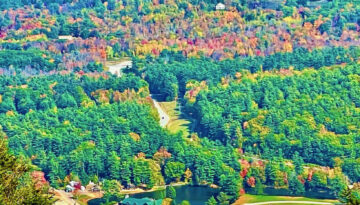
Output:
(216, 3), (225, 10)
(58, 35), (74, 40)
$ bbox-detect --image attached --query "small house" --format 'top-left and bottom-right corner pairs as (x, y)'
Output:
(69, 181), (82, 190)
(125, 184), (136, 189)
(216, 3), (225, 10)
(65, 181), (82, 192)
(91, 185), (101, 192)
(65, 185), (75, 192)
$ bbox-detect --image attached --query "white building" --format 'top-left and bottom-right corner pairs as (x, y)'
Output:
(58, 35), (74, 40)
(216, 3), (225, 10)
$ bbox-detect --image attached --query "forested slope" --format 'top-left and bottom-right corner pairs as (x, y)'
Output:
(0, 0), (359, 73)
(0, 73), (241, 202)
(186, 63), (360, 187)
(1, 0), (360, 204)
(142, 46), (360, 100)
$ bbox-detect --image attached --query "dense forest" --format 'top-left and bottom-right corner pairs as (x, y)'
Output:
(1, 0), (360, 204)
(187, 62), (360, 179)
(0, 0), (359, 72)
(0, 73), (241, 202)
(141, 46), (360, 100)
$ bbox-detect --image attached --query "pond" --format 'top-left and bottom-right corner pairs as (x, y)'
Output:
(132, 185), (219, 204)
(88, 185), (337, 205)
(88, 185), (219, 205)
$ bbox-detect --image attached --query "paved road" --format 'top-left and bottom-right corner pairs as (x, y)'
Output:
(107, 61), (169, 127)
(244, 201), (333, 205)
(107, 63), (169, 128)
(107, 60), (132, 77)
(151, 96), (170, 127)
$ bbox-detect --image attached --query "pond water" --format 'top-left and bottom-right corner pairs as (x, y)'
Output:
(132, 185), (219, 205)
(88, 185), (337, 205)
(88, 185), (219, 205)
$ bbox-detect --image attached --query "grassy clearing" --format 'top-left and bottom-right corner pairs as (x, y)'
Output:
(158, 101), (191, 137)
(234, 194), (338, 205)
(104, 57), (132, 72)
(76, 192), (104, 205)
(76, 194), (91, 205)
(105, 57), (131, 65)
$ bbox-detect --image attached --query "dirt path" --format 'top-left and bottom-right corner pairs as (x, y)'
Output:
(53, 189), (103, 205)
(243, 201), (333, 205)
(53, 190), (79, 205)
(151, 96), (170, 127)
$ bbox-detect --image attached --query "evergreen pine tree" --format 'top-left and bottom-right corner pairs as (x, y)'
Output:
(206, 196), (217, 205)
(288, 172), (305, 196)
(166, 186), (177, 199)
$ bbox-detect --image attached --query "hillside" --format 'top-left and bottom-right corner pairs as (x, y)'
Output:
(0, 0), (360, 205)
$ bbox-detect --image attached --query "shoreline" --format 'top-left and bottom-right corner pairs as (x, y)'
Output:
(119, 182), (188, 195)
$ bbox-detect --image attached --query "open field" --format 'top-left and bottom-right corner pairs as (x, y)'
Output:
(158, 101), (191, 137)
(234, 194), (338, 205)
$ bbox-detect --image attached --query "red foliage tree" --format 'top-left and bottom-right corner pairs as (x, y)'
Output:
(247, 176), (256, 187)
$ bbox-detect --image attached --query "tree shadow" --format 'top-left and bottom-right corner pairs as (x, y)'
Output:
(176, 101), (197, 136)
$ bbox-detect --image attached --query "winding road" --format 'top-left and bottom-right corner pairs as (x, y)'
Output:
(243, 201), (333, 205)
(151, 96), (170, 127)
(107, 60), (169, 127)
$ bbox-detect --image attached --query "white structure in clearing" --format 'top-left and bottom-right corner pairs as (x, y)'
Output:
(58, 35), (74, 40)
(216, 3), (225, 10)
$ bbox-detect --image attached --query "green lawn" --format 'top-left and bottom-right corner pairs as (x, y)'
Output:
(234, 194), (338, 205)
(158, 101), (191, 137)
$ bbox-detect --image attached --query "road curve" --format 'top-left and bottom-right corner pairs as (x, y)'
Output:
(244, 201), (333, 205)
(151, 96), (170, 127)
